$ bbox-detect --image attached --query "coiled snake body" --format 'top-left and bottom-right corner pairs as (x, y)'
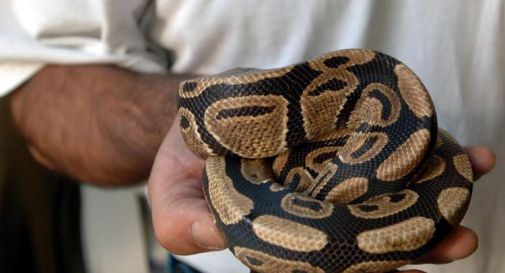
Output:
(177, 49), (473, 273)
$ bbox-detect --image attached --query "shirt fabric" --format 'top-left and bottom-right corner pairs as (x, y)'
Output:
(1, 1), (504, 273)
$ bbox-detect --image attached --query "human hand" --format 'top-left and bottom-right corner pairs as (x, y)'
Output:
(148, 116), (227, 254)
(148, 120), (495, 273)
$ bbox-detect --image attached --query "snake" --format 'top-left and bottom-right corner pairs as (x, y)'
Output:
(177, 49), (474, 273)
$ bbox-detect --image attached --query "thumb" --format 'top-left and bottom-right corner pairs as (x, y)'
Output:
(148, 124), (226, 254)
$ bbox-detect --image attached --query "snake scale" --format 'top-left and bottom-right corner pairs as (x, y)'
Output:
(177, 49), (474, 273)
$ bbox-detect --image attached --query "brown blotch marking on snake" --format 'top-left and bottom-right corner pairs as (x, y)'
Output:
(179, 66), (293, 99)
(206, 157), (253, 225)
(416, 155), (446, 183)
(305, 146), (341, 174)
(310, 49), (377, 70)
(284, 167), (315, 192)
(395, 64), (434, 118)
(341, 260), (411, 273)
(240, 158), (274, 184)
(325, 177), (369, 204)
(453, 154), (474, 182)
(272, 149), (291, 178)
(179, 107), (215, 158)
(348, 83), (401, 128)
(376, 129), (431, 181)
(357, 217), (435, 254)
(348, 189), (419, 219)
(300, 70), (357, 139)
(234, 247), (324, 273)
(252, 215), (328, 251)
(316, 126), (354, 142)
(306, 163), (338, 198)
(339, 132), (389, 164)
(280, 193), (334, 219)
(205, 95), (289, 158)
(437, 187), (471, 225)
(178, 80), (204, 99)
(301, 49), (375, 139)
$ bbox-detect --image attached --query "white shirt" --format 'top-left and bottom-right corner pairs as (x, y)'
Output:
(1, 1), (504, 273)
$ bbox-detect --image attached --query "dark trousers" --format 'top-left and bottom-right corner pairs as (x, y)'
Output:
(0, 96), (84, 273)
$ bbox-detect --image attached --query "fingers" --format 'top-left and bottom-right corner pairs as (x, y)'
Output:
(149, 173), (226, 254)
(464, 146), (496, 179)
(415, 226), (478, 264)
(148, 123), (226, 255)
(148, 154), (226, 255)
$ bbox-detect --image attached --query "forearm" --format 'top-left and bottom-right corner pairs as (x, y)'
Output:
(9, 64), (191, 185)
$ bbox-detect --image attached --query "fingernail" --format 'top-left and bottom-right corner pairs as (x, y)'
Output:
(190, 220), (226, 250)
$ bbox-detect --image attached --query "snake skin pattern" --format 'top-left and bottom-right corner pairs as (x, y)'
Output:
(177, 49), (473, 273)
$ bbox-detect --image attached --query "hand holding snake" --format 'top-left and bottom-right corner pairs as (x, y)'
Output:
(148, 49), (496, 273)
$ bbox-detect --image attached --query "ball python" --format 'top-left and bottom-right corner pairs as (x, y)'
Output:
(177, 49), (474, 273)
